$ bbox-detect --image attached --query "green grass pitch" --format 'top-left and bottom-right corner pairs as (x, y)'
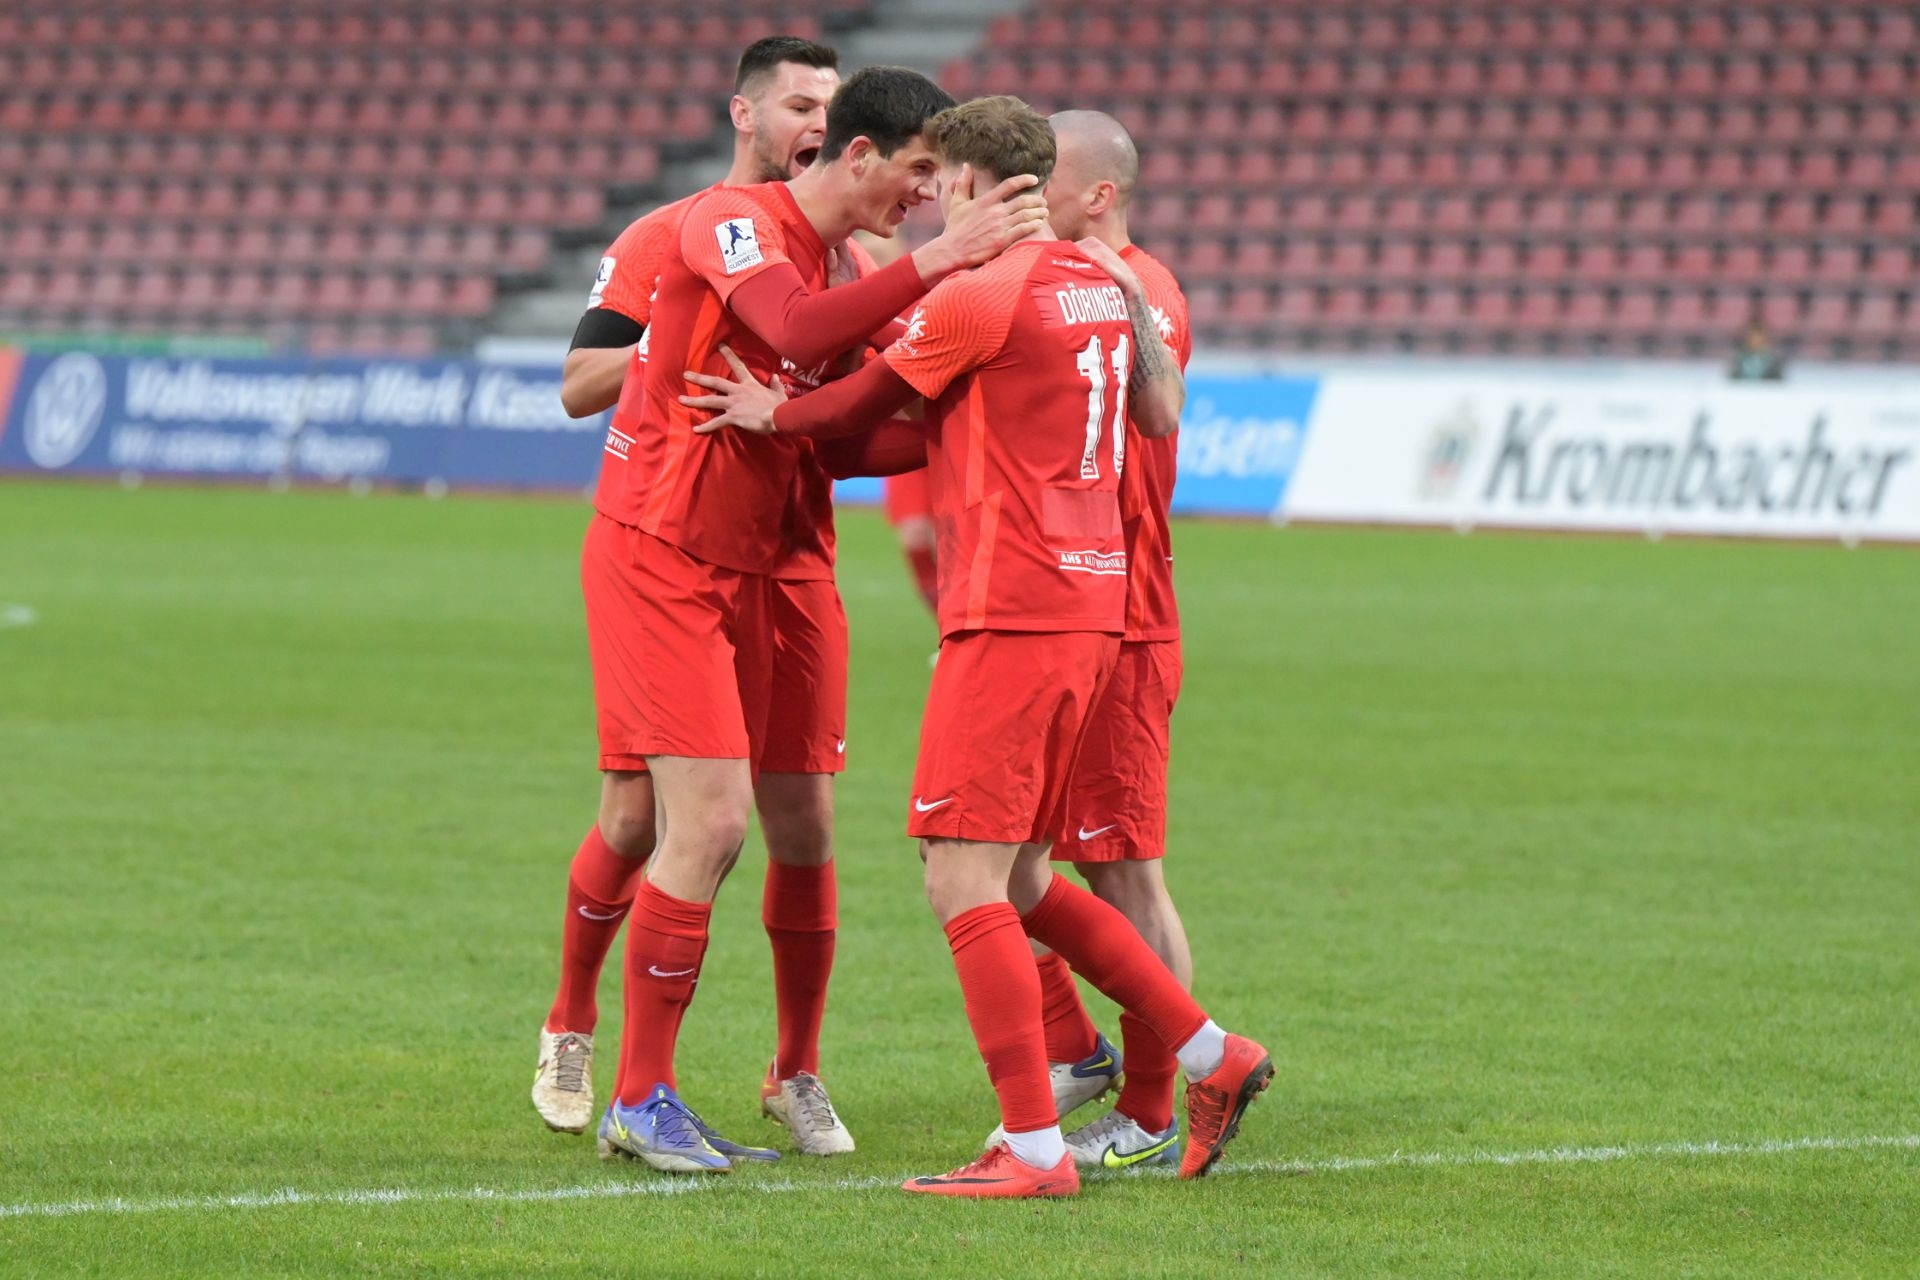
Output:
(1, 480), (1915, 1277)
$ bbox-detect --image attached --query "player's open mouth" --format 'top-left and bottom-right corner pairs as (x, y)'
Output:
(791, 146), (820, 173)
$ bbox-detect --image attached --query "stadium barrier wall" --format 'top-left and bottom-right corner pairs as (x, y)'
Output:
(0, 348), (1319, 517)
(2, 347), (1910, 541)
(1285, 375), (1920, 542)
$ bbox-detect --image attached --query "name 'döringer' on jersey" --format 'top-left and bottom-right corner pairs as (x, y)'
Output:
(1053, 284), (1131, 326)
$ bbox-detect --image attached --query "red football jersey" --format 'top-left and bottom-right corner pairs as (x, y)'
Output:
(769, 238), (880, 583)
(1117, 244), (1193, 642)
(883, 239), (1133, 638)
(586, 186), (714, 326)
(595, 182), (836, 576)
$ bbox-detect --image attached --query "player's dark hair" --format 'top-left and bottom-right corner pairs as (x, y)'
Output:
(926, 96), (1057, 188)
(817, 66), (957, 163)
(733, 36), (839, 97)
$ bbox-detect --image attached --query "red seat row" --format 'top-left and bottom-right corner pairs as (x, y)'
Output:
(0, 135), (658, 188)
(0, 12), (824, 54)
(1, 178), (604, 231)
(1169, 237), (1915, 291)
(1131, 99), (1912, 147)
(4, 91), (717, 146)
(0, 266), (495, 322)
(0, 49), (741, 98)
(3, 220), (552, 277)
(1184, 284), (1913, 355)
(993, 8), (1915, 55)
(949, 51), (1920, 103)
(1130, 190), (1919, 241)
(1131, 143), (1920, 197)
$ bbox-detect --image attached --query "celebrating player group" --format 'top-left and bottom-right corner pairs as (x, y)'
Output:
(530, 36), (1271, 1200)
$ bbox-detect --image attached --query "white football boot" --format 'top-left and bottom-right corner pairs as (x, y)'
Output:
(1063, 1108), (1180, 1170)
(760, 1065), (856, 1156)
(531, 1029), (594, 1134)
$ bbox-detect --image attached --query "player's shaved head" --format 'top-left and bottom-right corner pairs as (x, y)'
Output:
(1043, 110), (1140, 241)
(1048, 110), (1139, 203)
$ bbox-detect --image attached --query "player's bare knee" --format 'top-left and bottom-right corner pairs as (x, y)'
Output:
(701, 813), (753, 869)
(1006, 846), (1055, 914)
(921, 849), (984, 924)
(1081, 860), (1162, 919)
(597, 809), (656, 860)
(757, 774), (835, 866)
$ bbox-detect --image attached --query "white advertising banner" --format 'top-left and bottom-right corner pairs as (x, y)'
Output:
(1284, 377), (1920, 541)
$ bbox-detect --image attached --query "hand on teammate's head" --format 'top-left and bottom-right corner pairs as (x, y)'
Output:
(934, 170), (1049, 266)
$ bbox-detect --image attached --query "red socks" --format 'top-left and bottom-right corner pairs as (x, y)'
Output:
(763, 859), (838, 1079)
(545, 827), (647, 1036)
(614, 879), (711, 1105)
(1019, 875), (1206, 1061)
(944, 902), (1056, 1136)
(1114, 1009), (1178, 1133)
(906, 546), (939, 612)
(1034, 951), (1098, 1064)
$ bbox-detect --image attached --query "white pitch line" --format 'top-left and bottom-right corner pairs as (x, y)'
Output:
(0, 603), (38, 629)
(2, 1133), (1914, 1222)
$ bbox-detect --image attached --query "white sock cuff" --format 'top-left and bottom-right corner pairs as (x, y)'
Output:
(1175, 1019), (1227, 1079)
(1003, 1124), (1067, 1169)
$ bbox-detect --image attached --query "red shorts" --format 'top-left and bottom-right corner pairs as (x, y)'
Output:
(1051, 639), (1182, 862)
(581, 513), (772, 772)
(883, 468), (932, 525)
(761, 577), (848, 775)
(908, 629), (1121, 845)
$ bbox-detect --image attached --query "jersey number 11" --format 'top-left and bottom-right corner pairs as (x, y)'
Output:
(1075, 334), (1131, 481)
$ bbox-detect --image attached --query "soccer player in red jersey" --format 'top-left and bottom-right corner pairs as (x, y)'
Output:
(588, 68), (1051, 1174)
(541, 37), (922, 1159)
(1019, 110), (1204, 1171)
(681, 97), (1271, 1196)
(534, 37), (850, 1154)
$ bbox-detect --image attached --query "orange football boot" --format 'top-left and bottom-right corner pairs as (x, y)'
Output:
(1180, 1034), (1274, 1178)
(902, 1143), (1080, 1199)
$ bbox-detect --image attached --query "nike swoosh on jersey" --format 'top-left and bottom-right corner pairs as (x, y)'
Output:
(648, 965), (696, 978)
(1076, 823), (1118, 840)
(914, 796), (953, 812)
(577, 905), (626, 921)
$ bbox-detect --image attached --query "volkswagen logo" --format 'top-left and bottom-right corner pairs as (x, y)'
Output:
(22, 352), (109, 470)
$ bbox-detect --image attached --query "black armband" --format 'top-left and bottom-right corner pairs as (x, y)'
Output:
(569, 308), (645, 352)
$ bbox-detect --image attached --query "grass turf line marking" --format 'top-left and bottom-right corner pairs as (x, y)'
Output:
(4, 1133), (1915, 1221)
(0, 604), (38, 629)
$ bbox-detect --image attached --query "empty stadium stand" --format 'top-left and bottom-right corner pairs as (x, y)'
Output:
(0, 1), (859, 353)
(2, 1), (1911, 362)
(941, 0), (1918, 359)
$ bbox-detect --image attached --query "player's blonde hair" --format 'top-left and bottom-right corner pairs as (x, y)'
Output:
(925, 95), (1056, 188)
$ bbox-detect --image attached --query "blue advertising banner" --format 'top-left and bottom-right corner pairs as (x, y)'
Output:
(0, 351), (607, 489)
(0, 350), (1321, 521)
(1170, 374), (1320, 518)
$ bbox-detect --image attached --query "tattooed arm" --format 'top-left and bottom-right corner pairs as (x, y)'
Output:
(1076, 237), (1183, 439)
